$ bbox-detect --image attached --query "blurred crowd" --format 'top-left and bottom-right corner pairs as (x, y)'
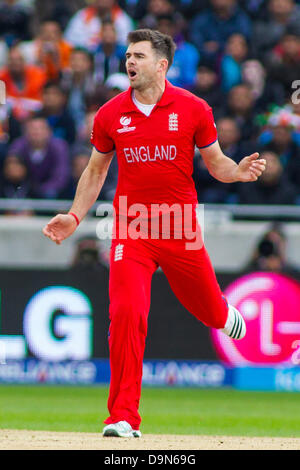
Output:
(0, 0), (300, 210)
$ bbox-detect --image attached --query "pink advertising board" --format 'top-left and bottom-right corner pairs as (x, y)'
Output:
(211, 272), (300, 366)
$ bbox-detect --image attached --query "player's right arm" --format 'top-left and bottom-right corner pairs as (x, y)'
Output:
(43, 147), (114, 245)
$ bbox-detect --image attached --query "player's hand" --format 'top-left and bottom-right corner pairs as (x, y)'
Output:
(42, 214), (78, 245)
(235, 153), (266, 182)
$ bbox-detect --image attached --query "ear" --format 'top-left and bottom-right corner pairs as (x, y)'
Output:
(158, 57), (169, 74)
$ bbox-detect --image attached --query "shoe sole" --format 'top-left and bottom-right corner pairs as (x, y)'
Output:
(103, 429), (142, 438)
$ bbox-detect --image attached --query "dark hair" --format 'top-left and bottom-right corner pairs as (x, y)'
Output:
(283, 24), (300, 39)
(127, 29), (176, 70)
(101, 17), (115, 27)
(43, 81), (63, 92)
(258, 239), (279, 257)
(156, 13), (176, 24)
(40, 19), (61, 28)
(71, 47), (93, 61)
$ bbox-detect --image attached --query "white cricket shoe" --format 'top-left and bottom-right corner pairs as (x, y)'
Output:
(103, 420), (142, 438)
(220, 304), (246, 340)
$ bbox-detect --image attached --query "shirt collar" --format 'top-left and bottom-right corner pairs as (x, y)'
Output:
(119, 80), (176, 113)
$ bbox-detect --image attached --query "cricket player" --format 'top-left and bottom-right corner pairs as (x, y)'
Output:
(43, 29), (266, 438)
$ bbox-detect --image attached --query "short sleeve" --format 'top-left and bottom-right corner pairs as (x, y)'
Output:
(194, 106), (218, 149)
(91, 108), (115, 154)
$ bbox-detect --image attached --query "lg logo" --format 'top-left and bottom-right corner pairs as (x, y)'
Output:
(0, 286), (93, 362)
(23, 286), (93, 361)
(211, 272), (300, 366)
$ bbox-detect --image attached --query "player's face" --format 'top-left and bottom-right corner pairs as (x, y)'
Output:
(125, 41), (163, 91)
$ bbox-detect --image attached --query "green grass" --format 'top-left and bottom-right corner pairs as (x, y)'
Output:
(0, 385), (300, 437)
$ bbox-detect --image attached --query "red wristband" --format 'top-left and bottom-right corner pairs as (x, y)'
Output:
(69, 212), (80, 226)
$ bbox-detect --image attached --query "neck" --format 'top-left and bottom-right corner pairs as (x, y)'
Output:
(215, 6), (232, 19)
(11, 71), (24, 82)
(273, 12), (289, 24)
(133, 79), (166, 105)
(73, 71), (86, 83)
(102, 43), (115, 55)
(97, 8), (109, 19)
(31, 144), (46, 151)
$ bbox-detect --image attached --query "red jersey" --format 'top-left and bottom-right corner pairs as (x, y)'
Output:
(91, 80), (217, 234)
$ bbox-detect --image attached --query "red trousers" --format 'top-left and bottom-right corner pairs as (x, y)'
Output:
(104, 235), (228, 430)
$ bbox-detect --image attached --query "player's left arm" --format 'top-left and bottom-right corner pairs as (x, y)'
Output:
(199, 140), (266, 183)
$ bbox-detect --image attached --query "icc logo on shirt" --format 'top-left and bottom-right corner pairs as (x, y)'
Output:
(118, 116), (136, 133)
(120, 116), (131, 127)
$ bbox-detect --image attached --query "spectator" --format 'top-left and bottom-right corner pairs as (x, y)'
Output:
(118, 0), (148, 20)
(98, 158), (118, 202)
(189, 0), (251, 66)
(37, 82), (76, 145)
(94, 19), (127, 84)
(8, 117), (70, 198)
(0, 105), (22, 167)
(216, 116), (258, 201)
(241, 59), (286, 112)
(139, 0), (183, 29)
(136, 0), (208, 23)
(0, 0), (31, 45)
(259, 111), (300, 153)
(190, 64), (225, 116)
(252, 0), (300, 61)
(71, 236), (107, 271)
(60, 48), (97, 132)
(258, 112), (300, 188)
(59, 146), (90, 199)
(239, 0), (268, 20)
(73, 107), (119, 201)
(286, 99), (300, 131)
(33, 0), (85, 32)
(193, 148), (231, 203)
(216, 116), (249, 163)
(175, 0), (209, 19)
(219, 33), (249, 92)
(236, 149), (298, 204)
(246, 223), (300, 275)
(0, 154), (34, 199)
(0, 46), (47, 120)
(75, 110), (99, 148)
(224, 84), (259, 141)
(104, 72), (130, 100)
(19, 20), (73, 81)
(156, 14), (200, 89)
(60, 145), (118, 201)
(1, 0), (299, 209)
(64, 0), (134, 51)
(266, 28), (300, 98)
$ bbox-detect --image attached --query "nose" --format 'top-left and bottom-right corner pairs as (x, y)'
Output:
(127, 56), (136, 67)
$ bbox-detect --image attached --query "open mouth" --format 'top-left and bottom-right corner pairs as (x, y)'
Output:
(128, 70), (137, 79)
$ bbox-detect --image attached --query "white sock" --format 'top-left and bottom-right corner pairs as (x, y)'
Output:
(223, 305), (235, 331)
(221, 304), (246, 339)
